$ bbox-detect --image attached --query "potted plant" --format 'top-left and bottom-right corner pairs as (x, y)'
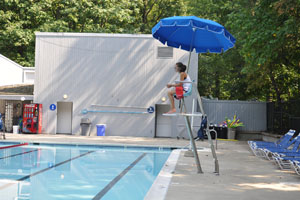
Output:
(222, 115), (244, 139)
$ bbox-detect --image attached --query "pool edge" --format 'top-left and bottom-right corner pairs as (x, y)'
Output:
(144, 149), (181, 200)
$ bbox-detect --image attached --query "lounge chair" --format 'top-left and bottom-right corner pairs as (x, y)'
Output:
(259, 133), (300, 160)
(274, 157), (300, 170)
(248, 129), (296, 157)
(291, 160), (300, 175)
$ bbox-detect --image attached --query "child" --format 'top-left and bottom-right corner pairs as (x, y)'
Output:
(166, 62), (191, 114)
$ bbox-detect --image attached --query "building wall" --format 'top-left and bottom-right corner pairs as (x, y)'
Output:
(23, 68), (35, 84)
(0, 54), (23, 86)
(202, 99), (267, 132)
(0, 55), (35, 86)
(34, 33), (198, 137)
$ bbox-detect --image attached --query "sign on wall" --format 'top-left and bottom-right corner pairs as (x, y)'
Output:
(49, 104), (56, 111)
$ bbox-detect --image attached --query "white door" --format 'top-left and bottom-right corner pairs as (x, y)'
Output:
(155, 105), (172, 137)
(56, 102), (72, 134)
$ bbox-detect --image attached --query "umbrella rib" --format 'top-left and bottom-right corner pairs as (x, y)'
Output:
(211, 28), (224, 53)
(167, 26), (185, 47)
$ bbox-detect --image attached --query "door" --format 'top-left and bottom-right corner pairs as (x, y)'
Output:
(155, 104), (172, 137)
(56, 102), (73, 134)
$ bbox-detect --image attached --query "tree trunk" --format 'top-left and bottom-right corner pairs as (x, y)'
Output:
(268, 68), (282, 103)
(214, 71), (220, 98)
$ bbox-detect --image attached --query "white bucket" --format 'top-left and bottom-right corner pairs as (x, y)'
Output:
(13, 126), (19, 134)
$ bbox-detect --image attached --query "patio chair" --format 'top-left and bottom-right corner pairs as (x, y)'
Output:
(248, 129), (296, 157)
(259, 133), (300, 160)
(274, 157), (300, 170)
(291, 160), (300, 175)
(272, 151), (300, 170)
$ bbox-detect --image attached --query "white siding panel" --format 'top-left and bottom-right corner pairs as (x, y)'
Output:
(34, 33), (198, 137)
(0, 55), (23, 86)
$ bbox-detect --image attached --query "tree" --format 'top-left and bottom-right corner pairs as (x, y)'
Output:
(228, 0), (300, 102)
(0, 0), (185, 66)
(186, 0), (250, 100)
(186, 0), (300, 102)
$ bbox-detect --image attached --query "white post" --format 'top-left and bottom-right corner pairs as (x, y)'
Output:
(189, 99), (195, 150)
(193, 83), (220, 175)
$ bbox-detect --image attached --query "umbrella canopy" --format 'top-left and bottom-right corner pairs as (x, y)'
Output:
(152, 16), (236, 53)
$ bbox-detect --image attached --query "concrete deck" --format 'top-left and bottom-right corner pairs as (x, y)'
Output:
(2, 133), (300, 200)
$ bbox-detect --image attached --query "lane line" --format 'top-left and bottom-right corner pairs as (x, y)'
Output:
(0, 150), (94, 190)
(0, 143), (28, 150)
(0, 149), (39, 160)
(18, 150), (94, 181)
(92, 153), (147, 200)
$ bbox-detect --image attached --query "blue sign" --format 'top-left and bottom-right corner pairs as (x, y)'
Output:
(147, 106), (155, 114)
(50, 104), (56, 111)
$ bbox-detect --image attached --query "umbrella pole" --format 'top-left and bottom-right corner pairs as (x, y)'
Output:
(187, 51), (192, 73)
(186, 28), (196, 73)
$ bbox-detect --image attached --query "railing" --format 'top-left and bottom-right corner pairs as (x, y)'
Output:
(267, 101), (300, 134)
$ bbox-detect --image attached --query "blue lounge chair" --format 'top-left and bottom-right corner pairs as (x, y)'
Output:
(274, 156), (300, 170)
(248, 129), (296, 157)
(260, 133), (300, 160)
(291, 160), (300, 175)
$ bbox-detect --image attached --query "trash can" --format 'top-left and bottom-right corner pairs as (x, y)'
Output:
(215, 126), (227, 139)
(80, 118), (91, 136)
(13, 126), (19, 134)
(96, 124), (106, 136)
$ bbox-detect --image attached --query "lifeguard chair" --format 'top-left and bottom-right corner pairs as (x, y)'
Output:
(164, 79), (219, 174)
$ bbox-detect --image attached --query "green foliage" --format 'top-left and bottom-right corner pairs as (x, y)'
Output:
(188, 0), (300, 102)
(0, 0), (186, 66)
(0, 0), (299, 104)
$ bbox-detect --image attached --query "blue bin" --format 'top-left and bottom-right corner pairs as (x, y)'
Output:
(96, 124), (106, 136)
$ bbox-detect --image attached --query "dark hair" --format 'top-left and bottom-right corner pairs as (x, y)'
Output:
(176, 62), (187, 72)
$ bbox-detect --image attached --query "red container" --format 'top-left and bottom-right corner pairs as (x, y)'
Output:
(175, 86), (184, 100)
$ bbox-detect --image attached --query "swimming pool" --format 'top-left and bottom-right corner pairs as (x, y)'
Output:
(0, 142), (172, 200)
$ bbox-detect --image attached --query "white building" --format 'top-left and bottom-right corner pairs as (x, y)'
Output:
(0, 54), (35, 132)
(34, 32), (199, 137)
(0, 54), (35, 86)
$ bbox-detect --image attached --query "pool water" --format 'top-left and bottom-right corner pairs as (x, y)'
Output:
(0, 143), (171, 200)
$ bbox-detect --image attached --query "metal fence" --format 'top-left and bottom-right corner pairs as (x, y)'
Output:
(201, 98), (267, 132)
(267, 100), (300, 134)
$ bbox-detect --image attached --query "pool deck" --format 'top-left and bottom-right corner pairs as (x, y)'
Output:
(2, 133), (300, 200)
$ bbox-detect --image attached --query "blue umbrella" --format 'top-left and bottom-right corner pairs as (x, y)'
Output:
(152, 16), (236, 71)
(152, 16), (236, 54)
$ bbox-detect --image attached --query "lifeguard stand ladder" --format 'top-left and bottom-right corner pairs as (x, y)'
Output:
(164, 81), (219, 175)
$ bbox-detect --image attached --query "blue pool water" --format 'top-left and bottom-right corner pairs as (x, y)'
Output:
(0, 142), (171, 200)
